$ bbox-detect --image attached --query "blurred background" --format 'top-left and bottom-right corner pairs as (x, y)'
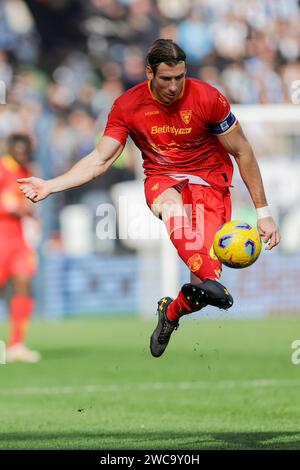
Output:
(0, 0), (300, 319)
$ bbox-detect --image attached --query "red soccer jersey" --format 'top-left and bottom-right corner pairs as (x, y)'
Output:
(0, 154), (29, 237)
(104, 78), (238, 190)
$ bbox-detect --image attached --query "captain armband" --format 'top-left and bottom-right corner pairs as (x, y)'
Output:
(210, 112), (238, 136)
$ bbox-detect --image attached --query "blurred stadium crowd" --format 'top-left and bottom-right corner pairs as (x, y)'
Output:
(0, 0), (300, 240)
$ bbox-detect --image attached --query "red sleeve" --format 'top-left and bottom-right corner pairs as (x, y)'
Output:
(206, 88), (231, 125)
(103, 98), (129, 146)
(202, 86), (238, 135)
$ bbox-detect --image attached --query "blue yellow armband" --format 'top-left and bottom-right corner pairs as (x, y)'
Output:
(211, 112), (238, 135)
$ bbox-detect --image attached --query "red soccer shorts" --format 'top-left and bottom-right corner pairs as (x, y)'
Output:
(144, 175), (232, 276)
(0, 236), (37, 286)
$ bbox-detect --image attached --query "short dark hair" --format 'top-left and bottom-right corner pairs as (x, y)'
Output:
(146, 39), (186, 73)
(7, 133), (32, 149)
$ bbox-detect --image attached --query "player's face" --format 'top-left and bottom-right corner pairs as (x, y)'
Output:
(147, 62), (186, 105)
(9, 142), (31, 167)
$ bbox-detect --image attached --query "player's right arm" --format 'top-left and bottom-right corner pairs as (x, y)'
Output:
(17, 136), (124, 202)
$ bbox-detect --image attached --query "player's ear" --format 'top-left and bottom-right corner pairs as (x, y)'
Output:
(146, 65), (154, 81)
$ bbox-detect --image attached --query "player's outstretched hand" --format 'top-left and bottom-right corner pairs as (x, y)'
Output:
(17, 177), (51, 203)
(257, 216), (280, 250)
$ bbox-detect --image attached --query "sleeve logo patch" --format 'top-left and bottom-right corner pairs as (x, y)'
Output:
(218, 94), (227, 107)
(220, 121), (229, 131)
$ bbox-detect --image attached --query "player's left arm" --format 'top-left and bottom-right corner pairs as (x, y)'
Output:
(217, 124), (280, 250)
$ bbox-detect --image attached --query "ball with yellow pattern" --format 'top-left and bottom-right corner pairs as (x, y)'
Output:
(213, 220), (262, 268)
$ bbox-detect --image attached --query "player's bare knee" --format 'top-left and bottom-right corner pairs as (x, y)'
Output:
(152, 196), (185, 220)
(12, 275), (32, 296)
(151, 187), (184, 218)
(162, 200), (186, 221)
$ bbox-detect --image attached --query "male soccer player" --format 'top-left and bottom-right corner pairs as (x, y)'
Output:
(0, 134), (40, 362)
(18, 39), (280, 358)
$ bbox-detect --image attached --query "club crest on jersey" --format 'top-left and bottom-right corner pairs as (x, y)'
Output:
(180, 110), (192, 125)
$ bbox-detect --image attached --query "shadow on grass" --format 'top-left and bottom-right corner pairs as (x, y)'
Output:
(0, 431), (300, 450)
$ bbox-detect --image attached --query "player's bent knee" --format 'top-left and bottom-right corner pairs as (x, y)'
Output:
(152, 199), (186, 221)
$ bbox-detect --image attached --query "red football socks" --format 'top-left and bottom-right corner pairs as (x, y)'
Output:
(166, 215), (216, 281)
(167, 291), (193, 321)
(9, 295), (34, 346)
(167, 288), (209, 321)
(165, 214), (218, 322)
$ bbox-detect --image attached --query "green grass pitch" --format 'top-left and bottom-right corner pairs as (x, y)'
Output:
(0, 315), (300, 450)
